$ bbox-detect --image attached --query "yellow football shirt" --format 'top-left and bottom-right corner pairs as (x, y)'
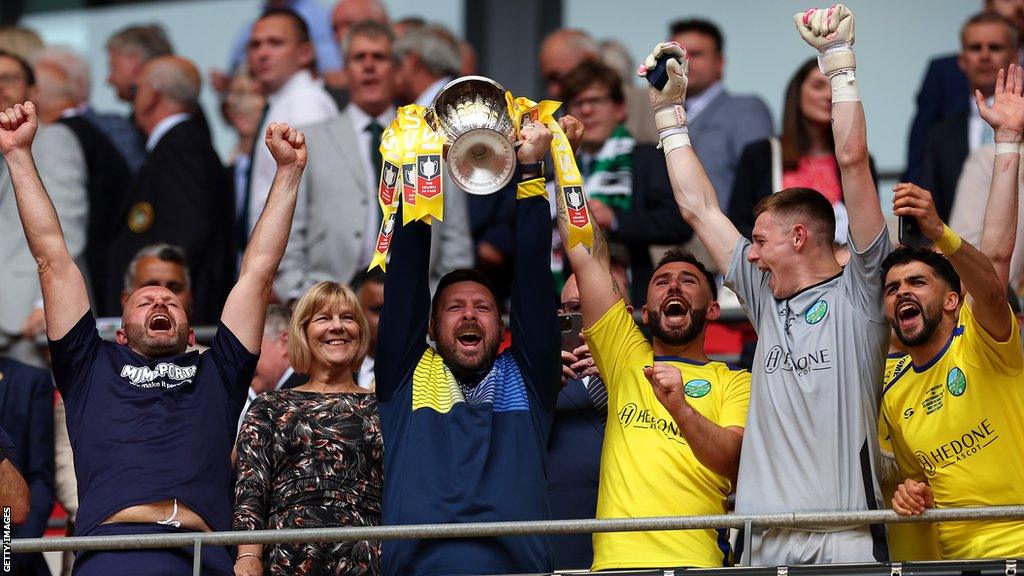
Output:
(878, 353), (941, 561)
(881, 303), (1024, 559)
(584, 300), (751, 569)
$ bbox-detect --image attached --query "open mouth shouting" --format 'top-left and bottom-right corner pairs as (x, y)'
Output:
(896, 297), (923, 333)
(147, 313), (174, 334)
(661, 296), (691, 328)
(455, 325), (484, 352)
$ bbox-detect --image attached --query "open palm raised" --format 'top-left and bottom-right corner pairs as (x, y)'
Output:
(977, 64), (1024, 141)
(0, 102), (38, 155)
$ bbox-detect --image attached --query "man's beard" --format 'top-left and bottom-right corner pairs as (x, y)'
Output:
(436, 327), (501, 385)
(647, 305), (707, 346)
(124, 321), (190, 358)
(892, 300), (944, 348)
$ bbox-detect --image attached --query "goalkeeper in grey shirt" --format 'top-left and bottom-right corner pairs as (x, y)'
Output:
(641, 4), (891, 565)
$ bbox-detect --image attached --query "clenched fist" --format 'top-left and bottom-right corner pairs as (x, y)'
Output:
(517, 120), (553, 165)
(265, 122), (307, 170)
(638, 42), (688, 112)
(0, 102), (38, 155)
(794, 5), (856, 76)
(643, 363), (687, 414)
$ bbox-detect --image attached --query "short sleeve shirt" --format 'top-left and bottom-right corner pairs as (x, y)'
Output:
(50, 312), (257, 536)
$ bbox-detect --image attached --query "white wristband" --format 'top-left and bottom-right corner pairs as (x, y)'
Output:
(995, 142), (1022, 156)
(830, 71), (860, 103)
(660, 132), (691, 155)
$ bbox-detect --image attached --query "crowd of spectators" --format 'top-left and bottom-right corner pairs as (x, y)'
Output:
(2, 0), (1024, 575)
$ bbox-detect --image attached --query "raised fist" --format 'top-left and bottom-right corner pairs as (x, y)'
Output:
(0, 102), (38, 155)
(643, 363), (686, 413)
(517, 120), (552, 165)
(265, 122), (307, 170)
(638, 42), (688, 110)
(558, 114), (585, 151)
(795, 5), (856, 76)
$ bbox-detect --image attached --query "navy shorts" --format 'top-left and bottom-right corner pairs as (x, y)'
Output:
(72, 523), (233, 576)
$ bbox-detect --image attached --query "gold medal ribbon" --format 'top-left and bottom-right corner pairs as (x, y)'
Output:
(510, 96), (594, 249)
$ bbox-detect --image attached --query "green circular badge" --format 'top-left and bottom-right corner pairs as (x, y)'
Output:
(947, 367), (967, 397)
(805, 300), (828, 324)
(684, 379), (711, 398)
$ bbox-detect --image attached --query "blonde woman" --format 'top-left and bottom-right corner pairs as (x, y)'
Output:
(234, 281), (383, 576)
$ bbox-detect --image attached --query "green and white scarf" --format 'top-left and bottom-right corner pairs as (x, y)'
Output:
(584, 123), (634, 212)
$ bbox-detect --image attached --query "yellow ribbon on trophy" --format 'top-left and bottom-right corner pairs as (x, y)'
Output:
(509, 96), (594, 250)
(368, 123), (403, 272)
(391, 104), (446, 225)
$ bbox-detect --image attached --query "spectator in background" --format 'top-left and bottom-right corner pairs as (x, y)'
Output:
(119, 244), (192, 316)
(0, 50), (87, 368)
(905, 0), (1024, 183)
(559, 60), (693, 306)
(546, 268), (626, 570)
(107, 56), (233, 326)
(885, 65), (1024, 559)
(277, 20), (471, 301)
(226, 0), (344, 91)
(237, 304), (308, 435)
(221, 67), (266, 241)
(104, 24), (171, 170)
(391, 16), (425, 40)
(0, 27), (42, 62)
(918, 12), (1018, 221)
(728, 58), (878, 242)
(668, 18), (774, 214)
(394, 23), (460, 106)
(33, 47), (135, 317)
(235, 281), (382, 576)
(244, 7), (338, 247)
(35, 45), (144, 175)
(331, 0), (389, 47)
(459, 40), (477, 76)
(950, 142), (1024, 291)
(0, 356), (55, 576)
(0, 424), (30, 525)
(540, 28), (659, 144)
(350, 268), (384, 390)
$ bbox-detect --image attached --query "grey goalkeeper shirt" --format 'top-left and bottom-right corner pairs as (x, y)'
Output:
(725, 228), (892, 516)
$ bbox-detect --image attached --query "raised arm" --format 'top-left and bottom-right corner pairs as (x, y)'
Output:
(977, 65), (1024, 290)
(894, 182), (1011, 340)
(221, 123), (305, 353)
(638, 43), (740, 274)
(795, 5), (885, 249)
(0, 102), (89, 340)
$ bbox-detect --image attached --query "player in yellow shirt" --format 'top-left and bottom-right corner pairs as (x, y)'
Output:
(553, 161), (750, 567)
(877, 347), (941, 561)
(883, 65), (1024, 559)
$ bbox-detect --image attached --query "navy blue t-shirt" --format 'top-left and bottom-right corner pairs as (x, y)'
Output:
(49, 312), (257, 536)
(376, 180), (561, 576)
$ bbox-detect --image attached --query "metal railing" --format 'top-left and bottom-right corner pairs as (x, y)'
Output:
(12, 506), (1024, 575)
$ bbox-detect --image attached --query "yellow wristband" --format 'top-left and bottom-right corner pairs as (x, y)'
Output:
(935, 224), (963, 255)
(516, 177), (546, 200)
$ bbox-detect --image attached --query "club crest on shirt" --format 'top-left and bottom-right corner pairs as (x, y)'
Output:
(946, 367), (967, 397)
(120, 362), (197, 389)
(683, 379), (711, 398)
(804, 299), (828, 324)
(128, 201), (155, 234)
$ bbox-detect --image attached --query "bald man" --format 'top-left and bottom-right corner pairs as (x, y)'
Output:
(108, 55), (234, 326)
(331, 0), (388, 45)
(539, 28), (657, 144)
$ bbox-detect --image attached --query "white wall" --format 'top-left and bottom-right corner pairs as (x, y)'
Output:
(566, 0), (981, 175)
(23, 0), (463, 158)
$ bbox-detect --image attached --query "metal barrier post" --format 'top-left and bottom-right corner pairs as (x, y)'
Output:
(193, 537), (202, 576)
(742, 520), (753, 567)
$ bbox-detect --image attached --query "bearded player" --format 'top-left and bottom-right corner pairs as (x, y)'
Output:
(884, 64), (1024, 560)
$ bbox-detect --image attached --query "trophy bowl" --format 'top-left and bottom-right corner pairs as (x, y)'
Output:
(427, 75), (517, 195)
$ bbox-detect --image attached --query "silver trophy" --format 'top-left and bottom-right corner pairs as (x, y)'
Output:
(427, 75), (517, 195)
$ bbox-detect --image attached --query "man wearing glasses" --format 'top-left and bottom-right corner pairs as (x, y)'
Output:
(556, 59), (692, 306)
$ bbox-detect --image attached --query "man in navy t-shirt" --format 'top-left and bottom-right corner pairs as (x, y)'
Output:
(375, 119), (562, 576)
(0, 100), (307, 575)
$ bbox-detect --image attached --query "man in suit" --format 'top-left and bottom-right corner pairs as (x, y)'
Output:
(540, 28), (659, 145)
(33, 47), (136, 317)
(919, 11), (1018, 222)
(0, 50), (88, 367)
(559, 60), (693, 305)
(0, 356), (55, 576)
(905, 0), (1024, 183)
(108, 56), (233, 326)
(277, 20), (471, 301)
(669, 18), (774, 210)
(244, 7), (338, 246)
